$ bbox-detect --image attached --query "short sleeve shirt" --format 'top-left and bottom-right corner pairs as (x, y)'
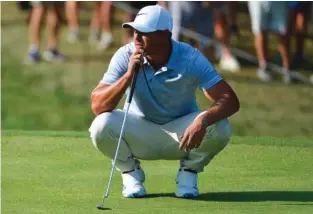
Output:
(101, 40), (222, 124)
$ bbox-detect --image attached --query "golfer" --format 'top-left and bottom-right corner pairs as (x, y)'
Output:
(89, 5), (240, 198)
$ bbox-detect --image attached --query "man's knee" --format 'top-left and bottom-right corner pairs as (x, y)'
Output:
(200, 119), (232, 154)
(89, 111), (135, 163)
(212, 119), (232, 142)
(89, 111), (119, 147)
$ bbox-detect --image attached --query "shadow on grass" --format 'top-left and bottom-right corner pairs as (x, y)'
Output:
(145, 191), (313, 202)
(96, 207), (112, 211)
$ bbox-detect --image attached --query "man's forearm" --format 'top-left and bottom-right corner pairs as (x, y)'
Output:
(91, 72), (133, 115)
(197, 95), (240, 128)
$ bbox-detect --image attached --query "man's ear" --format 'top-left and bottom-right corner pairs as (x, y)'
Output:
(166, 31), (172, 40)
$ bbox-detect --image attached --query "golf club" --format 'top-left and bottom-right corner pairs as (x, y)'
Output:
(96, 62), (141, 210)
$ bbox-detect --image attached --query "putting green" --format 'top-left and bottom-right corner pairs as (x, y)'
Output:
(2, 131), (313, 213)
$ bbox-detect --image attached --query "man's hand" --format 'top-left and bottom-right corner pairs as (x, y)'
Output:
(179, 80), (240, 152)
(127, 49), (144, 77)
(179, 116), (207, 152)
(90, 49), (145, 115)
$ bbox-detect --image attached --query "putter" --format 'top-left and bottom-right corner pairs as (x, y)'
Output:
(97, 63), (141, 210)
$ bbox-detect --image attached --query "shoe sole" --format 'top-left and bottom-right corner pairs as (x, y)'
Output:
(42, 57), (65, 63)
(125, 193), (146, 198)
(123, 190), (146, 198)
(175, 193), (199, 198)
(123, 185), (146, 198)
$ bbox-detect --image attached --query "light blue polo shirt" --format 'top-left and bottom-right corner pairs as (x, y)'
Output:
(101, 40), (222, 125)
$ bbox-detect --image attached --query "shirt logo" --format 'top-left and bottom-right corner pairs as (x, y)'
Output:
(165, 74), (182, 83)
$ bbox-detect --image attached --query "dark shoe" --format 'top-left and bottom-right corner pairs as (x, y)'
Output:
(25, 50), (40, 64)
(43, 49), (65, 62)
(291, 54), (313, 72)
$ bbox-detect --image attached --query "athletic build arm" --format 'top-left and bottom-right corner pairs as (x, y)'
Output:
(91, 49), (144, 115)
(91, 75), (133, 115)
(198, 80), (240, 127)
(179, 50), (239, 151)
(179, 80), (240, 151)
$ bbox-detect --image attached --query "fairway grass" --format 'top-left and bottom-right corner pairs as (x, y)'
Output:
(2, 131), (313, 214)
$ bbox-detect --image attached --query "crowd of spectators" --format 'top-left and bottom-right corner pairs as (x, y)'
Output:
(18, 1), (313, 83)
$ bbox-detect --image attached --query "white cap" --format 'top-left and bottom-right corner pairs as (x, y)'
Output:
(122, 5), (173, 33)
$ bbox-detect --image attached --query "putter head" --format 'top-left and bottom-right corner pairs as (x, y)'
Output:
(96, 204), (110, 210)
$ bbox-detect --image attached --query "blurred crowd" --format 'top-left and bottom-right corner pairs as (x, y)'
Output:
(18, 1), (313, 83)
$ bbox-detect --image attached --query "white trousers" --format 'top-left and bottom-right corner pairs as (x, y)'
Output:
(89, 110), (231, 173)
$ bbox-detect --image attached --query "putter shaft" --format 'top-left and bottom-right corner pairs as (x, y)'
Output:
(96, 63), (141, 209)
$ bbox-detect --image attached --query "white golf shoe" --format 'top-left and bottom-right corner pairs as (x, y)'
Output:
(257, 68), (273, 82)
(219, 54), (240, 73)
(98, 32), (113, 51)
(122, 165), (146, 198)
(175, 168), (199, 198)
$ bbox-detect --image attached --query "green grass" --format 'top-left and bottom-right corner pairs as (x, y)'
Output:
(2, 131), (313, 214)
(2, 3), (313, 213)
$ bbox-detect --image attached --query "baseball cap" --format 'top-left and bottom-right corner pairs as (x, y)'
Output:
(122, 5), (173, 33)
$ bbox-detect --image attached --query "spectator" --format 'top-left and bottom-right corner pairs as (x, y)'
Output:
(25, 2), (64, 64)
(287, 2), (312, 71)
(65, 1), (80, 43)
(92, 1), (114, 50)
(65, 1), (114, 51)
(229, 1), (240, 40)
(168, 1), (240, 72)
(212, 1), (241, 72)
(248, 1), (291, 83)
(168, 2), (214, 52)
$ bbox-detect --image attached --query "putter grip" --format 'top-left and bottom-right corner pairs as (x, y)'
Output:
(127, 63), (140, 104)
